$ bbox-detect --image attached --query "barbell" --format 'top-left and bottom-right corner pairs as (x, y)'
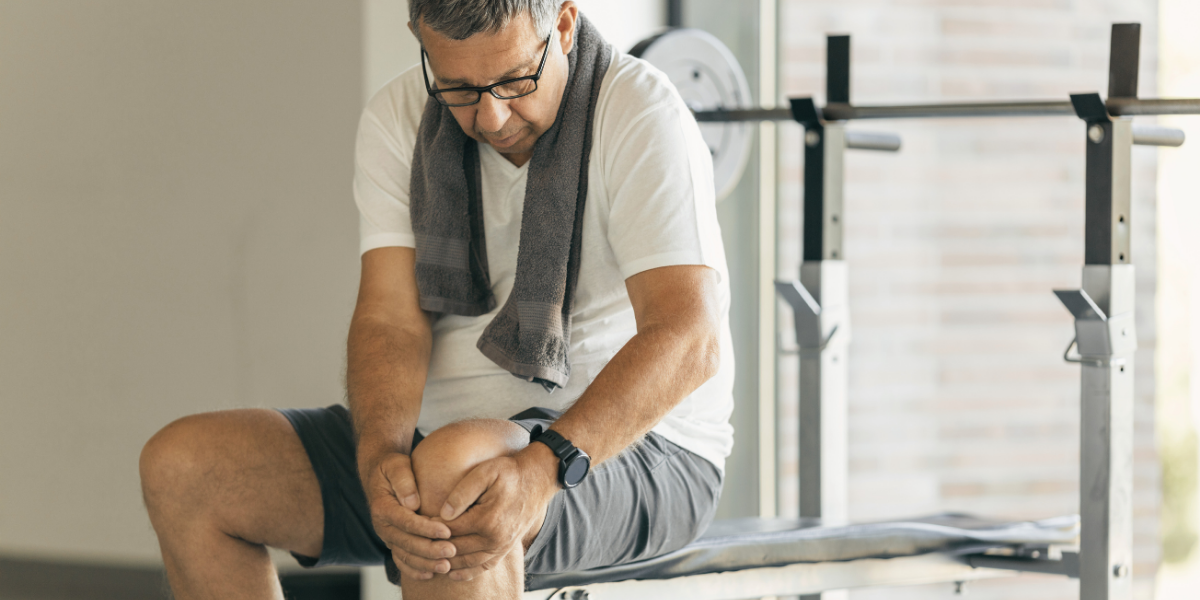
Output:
(630, 28), (1188, 202)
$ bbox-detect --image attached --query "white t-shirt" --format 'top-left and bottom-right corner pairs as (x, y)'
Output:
(353, 50), (734, 471)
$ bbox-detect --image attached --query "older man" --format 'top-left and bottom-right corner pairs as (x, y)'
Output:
(139, 1), (734, 599)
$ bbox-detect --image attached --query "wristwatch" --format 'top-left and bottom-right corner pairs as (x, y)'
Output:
(530, 426), (591, 489)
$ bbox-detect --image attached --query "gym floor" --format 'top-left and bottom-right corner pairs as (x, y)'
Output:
(0, 557), (359, 600)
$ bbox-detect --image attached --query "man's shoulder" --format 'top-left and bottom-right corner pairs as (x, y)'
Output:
(361, 63), (428, 138)
(597, 52), (686, 125)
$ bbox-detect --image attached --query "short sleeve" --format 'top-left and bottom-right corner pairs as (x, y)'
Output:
(353, 66), (426, 255)
(603, 96), (728, 283)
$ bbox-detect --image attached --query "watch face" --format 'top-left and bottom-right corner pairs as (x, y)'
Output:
(563, 455), (590, 487)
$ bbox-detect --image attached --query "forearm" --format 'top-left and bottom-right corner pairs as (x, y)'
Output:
(543, 321), (719, 466)
(347, 313), (432, 470)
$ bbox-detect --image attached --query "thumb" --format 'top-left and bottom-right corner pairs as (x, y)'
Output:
(440, 462), (497, 521)
(381, 454), (421, 512)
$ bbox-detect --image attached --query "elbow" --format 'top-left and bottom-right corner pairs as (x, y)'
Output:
(693, 327), (721, 384)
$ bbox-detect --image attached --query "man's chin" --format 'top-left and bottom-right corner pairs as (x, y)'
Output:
(487, 132), (525, 151)
(491, 139), (537, 157)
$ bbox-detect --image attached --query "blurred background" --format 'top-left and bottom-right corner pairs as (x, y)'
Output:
(1, 0), (1196, 599)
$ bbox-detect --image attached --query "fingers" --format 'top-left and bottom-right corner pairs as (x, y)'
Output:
(369, 489), (451, 541)
(446, 547), (495, 571)
(378, 522), (457, 560)
(446, 532), (490, 557)
(388, 547), (443, 581)
(440, 462), (499, 521)
(446, 552), (507, 582)
(378, 453), (421, 512)
(391, 544), (451, 576)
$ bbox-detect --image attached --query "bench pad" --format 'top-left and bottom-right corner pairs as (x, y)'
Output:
(526, 513), (1079, 591)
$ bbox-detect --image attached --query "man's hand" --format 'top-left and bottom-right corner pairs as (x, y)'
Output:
(438, 444), (560, 580)
(362, 451), (457, 580)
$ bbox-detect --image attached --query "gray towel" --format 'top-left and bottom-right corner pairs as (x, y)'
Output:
(409, 14), (612, 391)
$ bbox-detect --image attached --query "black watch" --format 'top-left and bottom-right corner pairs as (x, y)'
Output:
(530, 426), (591, 489)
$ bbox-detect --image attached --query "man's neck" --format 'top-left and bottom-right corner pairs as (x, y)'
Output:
(503, 151), (532, 167)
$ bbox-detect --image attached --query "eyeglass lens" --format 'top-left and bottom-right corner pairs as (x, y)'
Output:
(436, 78), (538, 106)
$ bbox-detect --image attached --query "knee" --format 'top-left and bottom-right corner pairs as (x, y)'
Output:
(409, 420), (527, 518)
(139, 413), (219, 512)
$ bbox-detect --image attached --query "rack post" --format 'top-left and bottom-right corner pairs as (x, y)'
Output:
(1059, 22), (1140, 600)
(778, 36), (854, 600)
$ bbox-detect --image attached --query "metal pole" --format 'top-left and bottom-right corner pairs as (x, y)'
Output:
(1106, 97), (1200, 116)
(758, 0), (780, 523)
(822, 101), (1075, 120)
(666, 0), (683, 28)
(776, 36), (854, 600)
(778, 101), (849, 531)
(1062, 25), (1139, 597)
(693, 107), (794, 122)
(781, 119), (851, 600)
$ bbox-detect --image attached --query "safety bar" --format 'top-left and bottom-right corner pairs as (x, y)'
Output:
(1131, 124), (1186, 147)
(845, 131), (902, 152)
(694, 99), (1200, 124)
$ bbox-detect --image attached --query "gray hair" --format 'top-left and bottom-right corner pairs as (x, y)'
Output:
(408, 0), (563, 45)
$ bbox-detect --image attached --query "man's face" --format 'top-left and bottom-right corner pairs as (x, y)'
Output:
(418, 6), (575, 165)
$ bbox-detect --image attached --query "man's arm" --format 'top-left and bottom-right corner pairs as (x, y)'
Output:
(437, 264), (722, 577)
(530, 264), (721, 465)
(348, 247), (429, 465)
(347, 246), (456, 579)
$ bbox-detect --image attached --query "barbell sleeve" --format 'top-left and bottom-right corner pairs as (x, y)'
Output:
(1131, 124), (1186, 147)
(845, 130), (902, 152)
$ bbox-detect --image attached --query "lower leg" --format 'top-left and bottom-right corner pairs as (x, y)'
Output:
(155, 522), (284, 600)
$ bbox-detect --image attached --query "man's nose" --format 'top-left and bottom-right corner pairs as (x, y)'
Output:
(474, 93), (511, 135)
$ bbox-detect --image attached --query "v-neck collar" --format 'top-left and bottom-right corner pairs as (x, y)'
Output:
(479, 141), (530, 175)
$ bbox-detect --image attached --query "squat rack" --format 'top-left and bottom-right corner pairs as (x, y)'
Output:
(698, 22), (1195, 600)
(511, 21), (1200, 600)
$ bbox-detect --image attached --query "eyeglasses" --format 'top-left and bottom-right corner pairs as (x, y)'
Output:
(422, 34), (552, 107)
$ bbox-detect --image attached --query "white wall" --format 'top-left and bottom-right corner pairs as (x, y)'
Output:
(0, 1), (363, 565)
(364, 0), (422, 101)
(0, 0), (668, 575)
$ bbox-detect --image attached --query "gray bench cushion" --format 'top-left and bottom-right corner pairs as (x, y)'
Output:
(526, 513), (1079, 591)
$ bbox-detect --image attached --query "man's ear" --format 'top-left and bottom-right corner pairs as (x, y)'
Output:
(556, 1), (578, 54)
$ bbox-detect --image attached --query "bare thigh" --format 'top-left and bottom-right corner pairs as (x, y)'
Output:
(140, 408), (324, 558)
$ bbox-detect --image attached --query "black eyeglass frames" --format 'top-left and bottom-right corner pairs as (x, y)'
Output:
(421, 33), (553, 107)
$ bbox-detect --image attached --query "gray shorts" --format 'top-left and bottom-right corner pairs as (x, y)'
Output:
(277, 404), (723, 583)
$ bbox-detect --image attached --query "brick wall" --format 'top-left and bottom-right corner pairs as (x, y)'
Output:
(773, 1), (1161, 598)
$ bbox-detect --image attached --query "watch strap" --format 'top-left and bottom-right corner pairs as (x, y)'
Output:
(532, 428), (576, 459)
